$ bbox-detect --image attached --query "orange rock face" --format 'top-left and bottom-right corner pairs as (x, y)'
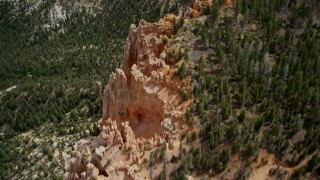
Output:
(192, 0), (213, 12)
(224, 0), (234, 5)
(188, 0), (213, 18)
(185, 0), (234, 18)
(67, 14), (193, 179)
(101, 14), (193, 139)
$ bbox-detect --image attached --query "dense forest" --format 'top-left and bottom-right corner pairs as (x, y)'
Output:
(1, 0), (320, 179)
(172, 0), (320, 179)
(0, 0), (183, 178)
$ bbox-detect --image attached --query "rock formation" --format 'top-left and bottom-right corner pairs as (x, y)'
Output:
(193, 0), (213, 12)
(185, 0), (234, 18)
(224, 0), (234, 6)
(67, 13), (193, 179)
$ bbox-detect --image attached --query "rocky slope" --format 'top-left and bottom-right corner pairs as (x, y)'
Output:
(67, 13), (194, 179)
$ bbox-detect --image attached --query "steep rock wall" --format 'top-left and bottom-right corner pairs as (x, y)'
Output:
(68, 14), (193, 180)
(101, 14), (190, 139)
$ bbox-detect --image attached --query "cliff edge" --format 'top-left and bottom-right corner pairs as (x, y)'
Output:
(67, 14), (193, 179)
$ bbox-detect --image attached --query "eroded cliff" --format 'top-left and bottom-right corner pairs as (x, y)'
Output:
(67, 14), (193, 179)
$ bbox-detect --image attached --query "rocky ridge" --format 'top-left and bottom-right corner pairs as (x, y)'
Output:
(67, 13), (193, 179)
(66, 0), (238, 179)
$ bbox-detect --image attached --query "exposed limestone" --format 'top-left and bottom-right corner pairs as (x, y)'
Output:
(86, 163), (99, 180)
(185, 0), (233, 18)
(67, 14), (193, 179)
(95, 146), (106, 158)
(193, 0), (213, 12)
(100, 118), (123, 147)
(102, 14), (191, 140)
(224, 0), (234, 6)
